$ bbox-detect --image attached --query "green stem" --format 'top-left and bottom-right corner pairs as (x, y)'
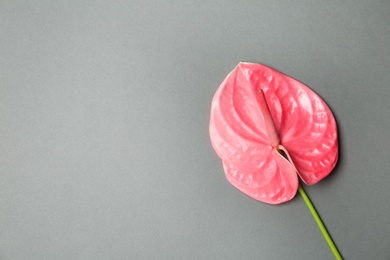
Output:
(298, 184), (342, 260)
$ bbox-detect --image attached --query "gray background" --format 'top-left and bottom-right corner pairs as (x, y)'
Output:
(1, 1), (390, 259)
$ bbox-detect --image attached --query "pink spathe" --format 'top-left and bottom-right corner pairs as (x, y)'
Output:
(209, 62), (338, 204)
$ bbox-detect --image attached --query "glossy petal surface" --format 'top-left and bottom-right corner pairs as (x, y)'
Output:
(209, 62), (338, 204)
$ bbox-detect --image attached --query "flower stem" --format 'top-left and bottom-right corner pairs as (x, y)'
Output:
(298, 184), (342, 260)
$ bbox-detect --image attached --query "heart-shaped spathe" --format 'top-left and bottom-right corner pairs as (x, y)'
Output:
(209, 62), (338, 204)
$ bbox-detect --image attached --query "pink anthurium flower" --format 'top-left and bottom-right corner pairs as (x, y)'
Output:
(209, 62), (341, 259)
(210, 62), (338, 204)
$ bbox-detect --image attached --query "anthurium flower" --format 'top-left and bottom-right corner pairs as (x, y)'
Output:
(209, 62), (342, 258)
(209, 62), (338, 204)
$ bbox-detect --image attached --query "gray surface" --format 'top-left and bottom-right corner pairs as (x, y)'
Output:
(1, 1), (390, 259)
